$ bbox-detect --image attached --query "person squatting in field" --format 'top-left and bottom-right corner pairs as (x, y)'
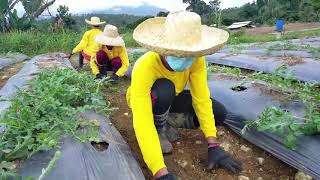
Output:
(71, 16), (105, 68)
(90, 24), (129, 82)
(127, 11), (242, 180)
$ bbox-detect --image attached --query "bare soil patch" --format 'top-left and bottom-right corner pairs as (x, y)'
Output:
(246, 23), (320, 35)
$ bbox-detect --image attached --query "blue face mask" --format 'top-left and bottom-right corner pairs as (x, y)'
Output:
(166, 56), (195, 72)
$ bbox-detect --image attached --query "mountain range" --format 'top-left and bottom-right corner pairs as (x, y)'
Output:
(91, 3), (168, 16)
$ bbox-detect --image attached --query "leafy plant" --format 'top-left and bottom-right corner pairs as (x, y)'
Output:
(0, 69), (112, 176)
(242, 66), (319, 149)
(268, 41), (320, 60)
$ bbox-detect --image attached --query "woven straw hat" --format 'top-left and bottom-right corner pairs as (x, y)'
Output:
(95, 25), (125, 46)
(85, 17), (106, 26)
(133, 11), (229, 57)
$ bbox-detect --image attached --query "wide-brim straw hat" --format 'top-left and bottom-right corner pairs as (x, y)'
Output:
(133, 11), (229, 57)
(95, 25), (125, 46)
(85, 17), (106, 26)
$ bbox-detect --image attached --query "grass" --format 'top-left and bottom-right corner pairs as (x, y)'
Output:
(0, 30), (139, 57)
(122, 31), (140, 48)
(0, 28), (319, 57)
(0, 31), (81, 56)
(228, 28), (320, 45)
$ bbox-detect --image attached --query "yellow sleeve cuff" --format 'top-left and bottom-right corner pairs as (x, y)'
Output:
(149, 160), (166, 176)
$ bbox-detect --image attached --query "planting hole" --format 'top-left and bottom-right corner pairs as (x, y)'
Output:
(91, 141), (109, 152)
(231, 86), (247, 92)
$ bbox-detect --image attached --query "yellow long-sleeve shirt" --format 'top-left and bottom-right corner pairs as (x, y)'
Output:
(90, 46), (129, 77)
(72, 28), (102, 56)
(126, 51), (217, 175)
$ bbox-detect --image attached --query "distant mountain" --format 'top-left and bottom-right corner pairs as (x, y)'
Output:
(92, 3), (168, 16)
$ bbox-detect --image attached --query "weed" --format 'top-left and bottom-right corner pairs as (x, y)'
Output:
(208, 64), (320, 148)
(207, 64), (242, 77)
(268, 41), (320, 60)
(0, 69), (112, 177)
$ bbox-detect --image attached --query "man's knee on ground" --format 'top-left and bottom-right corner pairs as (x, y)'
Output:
(151, 79), (175, 115)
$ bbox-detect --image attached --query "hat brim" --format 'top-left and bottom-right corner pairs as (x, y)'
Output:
(133, 17), (229, 57)
(95, 34), (125, 47)
(85, 19), (106, 26)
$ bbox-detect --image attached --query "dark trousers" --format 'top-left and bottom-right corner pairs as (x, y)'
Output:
(151, 79), (226, 129)
(79, 53), (84, 68)
(96, 50), (122, 75)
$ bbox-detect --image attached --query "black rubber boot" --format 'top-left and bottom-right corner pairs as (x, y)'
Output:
(154, 109), (174, 154)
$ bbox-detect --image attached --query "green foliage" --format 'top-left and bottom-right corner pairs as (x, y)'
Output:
(208, 65), (319, 149)
(125, 16), (153, 30)
(1, 0), (56, 32)
(207, 64), (242, 77)
(228, 28), (320, 45)
(238, 66), (319, 149)
(8, 9), (34, 30)
(0, 31), (81, 56)
(220, 0), (320, 25)
(21, 0), (42, 16)
(122, 31), (139, 48)
(128, 52), (144, 63)
(55, 5), (76, 30)
(268, 41), (320, 60)
(0, 69), (111, 176)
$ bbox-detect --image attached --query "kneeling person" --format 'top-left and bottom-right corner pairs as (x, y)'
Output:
(127, 11), (242, 180)
(91, 25), (129, 82)
(72, 17), (105, 68)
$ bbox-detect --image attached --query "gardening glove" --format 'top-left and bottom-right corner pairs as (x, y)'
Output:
(95, 73), (105, 80)
(155, 173), (176, 180)
(208, 146), (242, 173)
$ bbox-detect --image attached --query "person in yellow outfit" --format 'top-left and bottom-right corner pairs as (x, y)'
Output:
(90, 24), (129, 82)
(71, 17), (105, 68)
(127, 11), (242, 180)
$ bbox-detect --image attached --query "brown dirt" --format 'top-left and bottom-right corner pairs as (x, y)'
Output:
(104, 79), (297, 180)
(0, 62), (25, 89)
(256, 55), (305, 66)
(246, 22), (320, 35)
(251, 82), (290, 102)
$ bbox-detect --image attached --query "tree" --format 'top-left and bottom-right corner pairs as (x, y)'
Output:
(157, 11), (169, 17)
(208, 0), (221, 26)
(55, 5), (75, 30)
(0, 0), (56, 32)
(311, 0), (320, 20)
(183, 0), (211, 16)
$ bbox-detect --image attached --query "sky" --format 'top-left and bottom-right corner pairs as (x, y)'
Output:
(16, 0), (254, 16)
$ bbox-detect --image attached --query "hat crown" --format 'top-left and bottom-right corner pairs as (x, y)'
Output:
(90, 17), (101, 23)
(164, 11), (202, 47)
(104, 25), (119, 38)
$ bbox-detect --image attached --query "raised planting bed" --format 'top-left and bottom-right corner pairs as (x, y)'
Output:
(0, 53), (144, 180)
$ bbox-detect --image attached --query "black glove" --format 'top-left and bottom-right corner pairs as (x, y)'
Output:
(95, 73), (105, 80)
(208, 146), (242, 173)
(155, 173), (176, 180)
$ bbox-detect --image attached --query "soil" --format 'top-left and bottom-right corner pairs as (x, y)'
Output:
(246, 22), (320, 35)
(104, 79), (297, 180)
(0, 62), (25, 89)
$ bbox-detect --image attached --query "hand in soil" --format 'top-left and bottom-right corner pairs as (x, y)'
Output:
(208, 146), (242, 173)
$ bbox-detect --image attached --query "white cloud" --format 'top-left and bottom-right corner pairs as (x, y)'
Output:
(16, 0), (255, 16)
